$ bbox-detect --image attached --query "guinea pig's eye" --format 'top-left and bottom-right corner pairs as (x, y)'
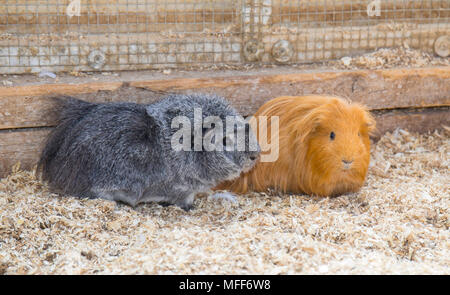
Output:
(330, 131), (335, 141)
(358, 132), (361, 137)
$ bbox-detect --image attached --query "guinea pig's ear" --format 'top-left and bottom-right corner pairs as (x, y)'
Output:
(146, 105), (163, 124)
(363, 110), (377, 136)
(296, 108), (322, 143)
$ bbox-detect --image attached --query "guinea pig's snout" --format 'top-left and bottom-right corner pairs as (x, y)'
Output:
(244, 152), (260, 171)
(342, 158), (354, 170)
(248, 143), (261, 162)
(249, 152), (260, 163)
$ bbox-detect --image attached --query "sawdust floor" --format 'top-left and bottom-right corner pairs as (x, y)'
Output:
(0, 129), (448, 274)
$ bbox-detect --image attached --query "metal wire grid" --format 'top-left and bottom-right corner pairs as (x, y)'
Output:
(254, 0), (450, 63)
(0, 0), (448, 74)
(0, 0), (242, 73)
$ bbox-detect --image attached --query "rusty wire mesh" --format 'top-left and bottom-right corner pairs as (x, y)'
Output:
(0, 0), (448, 74)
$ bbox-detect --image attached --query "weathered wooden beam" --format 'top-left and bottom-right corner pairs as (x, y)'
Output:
(372, 107), (450, 139)
(0, 107), (448, 178)
(0, 82), (123, 98)
(0, 67), (449, 130)
(0, 128), (49, 178)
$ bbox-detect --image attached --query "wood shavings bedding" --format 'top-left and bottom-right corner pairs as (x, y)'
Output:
(0, 129), (448, 274)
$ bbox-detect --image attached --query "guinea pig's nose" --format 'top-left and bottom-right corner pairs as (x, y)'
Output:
(249, 152), (260, 161)
(342, 159), (354, 169)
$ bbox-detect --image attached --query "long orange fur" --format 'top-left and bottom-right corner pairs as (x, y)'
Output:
(216, 95), (376, 196)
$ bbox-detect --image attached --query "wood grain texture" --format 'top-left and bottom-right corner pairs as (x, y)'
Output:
(0, 128), (49, 178)
(1, 67), (449, 130)
(132, 67), (450, 115)
(0, 108), (448, 178)
(372, 107), (450, 139)
(0, 82), (123, 98)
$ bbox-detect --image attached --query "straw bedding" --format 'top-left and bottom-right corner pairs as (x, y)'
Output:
(0, 129), (448, 274)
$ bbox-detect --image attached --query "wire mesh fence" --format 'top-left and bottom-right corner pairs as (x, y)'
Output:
(0, 0), (448, 74)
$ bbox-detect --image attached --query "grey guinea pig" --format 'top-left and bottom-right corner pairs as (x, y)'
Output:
(37, 93), (260, 211)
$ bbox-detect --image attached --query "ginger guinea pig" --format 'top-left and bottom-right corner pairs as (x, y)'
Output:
(216, 95), (376, 197)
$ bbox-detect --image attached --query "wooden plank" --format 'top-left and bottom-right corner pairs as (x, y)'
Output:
(0, 84), (160, 130)
(0, 128), (49, 178)
(372, 107), (450, 139)
(0, 82), (124, 130)
(0, 82), (122, 98)
(1, 107), (448, 178)
(0, 67), (449, 130)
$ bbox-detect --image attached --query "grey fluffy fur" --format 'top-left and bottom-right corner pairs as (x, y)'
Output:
(37, 93), (260, 210)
